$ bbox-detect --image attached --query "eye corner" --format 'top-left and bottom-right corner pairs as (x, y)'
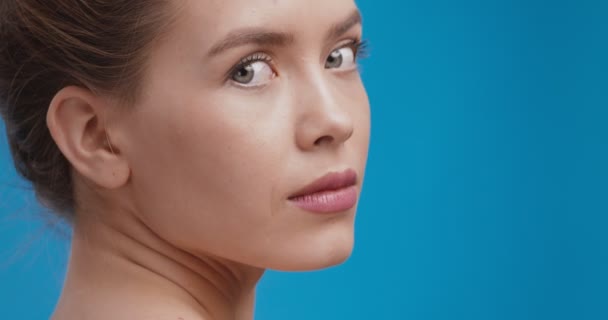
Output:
(353, 39), (370, 59)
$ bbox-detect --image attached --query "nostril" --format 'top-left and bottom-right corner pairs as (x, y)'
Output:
(314, 135), (334, 146)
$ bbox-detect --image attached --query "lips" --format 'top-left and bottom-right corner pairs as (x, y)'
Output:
(288, 169), (357, 199)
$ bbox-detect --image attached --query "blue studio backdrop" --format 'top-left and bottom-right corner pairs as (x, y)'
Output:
(1, 0), (607, 319)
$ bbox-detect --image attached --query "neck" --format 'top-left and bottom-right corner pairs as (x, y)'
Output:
(54, 207), (264, 320)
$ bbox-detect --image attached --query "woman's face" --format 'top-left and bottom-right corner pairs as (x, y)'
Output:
(115, 0), (370, 271)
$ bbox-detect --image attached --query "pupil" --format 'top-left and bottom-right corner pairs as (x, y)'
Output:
(328, 51), (342, 68)
(235, 65), (254, 83)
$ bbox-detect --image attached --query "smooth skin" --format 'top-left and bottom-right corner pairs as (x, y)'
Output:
(47, 0), (370, 319)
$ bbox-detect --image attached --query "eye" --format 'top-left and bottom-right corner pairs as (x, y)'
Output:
(230, 55), (276, 87)
(325, 46), (356, 70)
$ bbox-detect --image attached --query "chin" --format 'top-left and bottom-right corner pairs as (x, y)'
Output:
(270, 222), (356, 272)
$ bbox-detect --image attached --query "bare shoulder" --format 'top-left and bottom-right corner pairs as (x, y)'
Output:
(50, 284), (212, 320)
(51, 305), (211, 320)
(52, 308), (211, 320)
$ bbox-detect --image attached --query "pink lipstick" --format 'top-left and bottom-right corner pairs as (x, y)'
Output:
(288, 169), (358, 213)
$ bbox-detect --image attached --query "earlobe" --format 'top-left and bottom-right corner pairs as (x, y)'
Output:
(46, 86), (130, 190)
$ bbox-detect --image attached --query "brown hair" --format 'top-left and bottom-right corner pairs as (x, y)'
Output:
(0, 0), (176, 220)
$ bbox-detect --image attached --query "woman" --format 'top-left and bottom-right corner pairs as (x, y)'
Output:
(0, 0), (370, 319)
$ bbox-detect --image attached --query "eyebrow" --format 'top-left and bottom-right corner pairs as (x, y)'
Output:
(207, 9), (362, 57)
(325, 9), (362, 42)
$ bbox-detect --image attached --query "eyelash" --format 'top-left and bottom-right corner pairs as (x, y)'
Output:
(226, 52), (274, 80)
(225, 38), (370, 81)
(347, 38), (370, 60)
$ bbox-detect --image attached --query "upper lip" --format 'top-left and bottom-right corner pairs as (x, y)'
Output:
(288, 169), (358, 199)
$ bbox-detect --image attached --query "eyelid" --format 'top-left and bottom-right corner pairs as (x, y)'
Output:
(337, 38), (360, 48)
(225, 51), (276, 81)
(327, 37), (366, 60)
(343, 38), (366, 54)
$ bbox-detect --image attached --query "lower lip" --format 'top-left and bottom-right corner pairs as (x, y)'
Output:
(288, 186), (358, 213)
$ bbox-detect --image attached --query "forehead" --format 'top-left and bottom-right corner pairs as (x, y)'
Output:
(171, 0), (359, 42)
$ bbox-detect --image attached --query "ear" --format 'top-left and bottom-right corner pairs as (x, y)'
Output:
(46, 86), (130, 190)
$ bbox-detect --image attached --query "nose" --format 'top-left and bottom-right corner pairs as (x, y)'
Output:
(294, 74), (354, 151)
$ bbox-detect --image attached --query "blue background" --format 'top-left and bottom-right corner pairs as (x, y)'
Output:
(1, 0), (607, 319)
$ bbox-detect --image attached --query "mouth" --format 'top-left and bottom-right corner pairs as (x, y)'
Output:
(288, 169), (358, 214)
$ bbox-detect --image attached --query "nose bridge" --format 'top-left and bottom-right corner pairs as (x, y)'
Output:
(294, 66), (354, 150)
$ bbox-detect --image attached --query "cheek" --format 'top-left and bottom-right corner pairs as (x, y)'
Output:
(125, 91), (292, 255)
(359, 89), (371, 156)
(344, 78), (371, 168)
(119, 70), (371, 269)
